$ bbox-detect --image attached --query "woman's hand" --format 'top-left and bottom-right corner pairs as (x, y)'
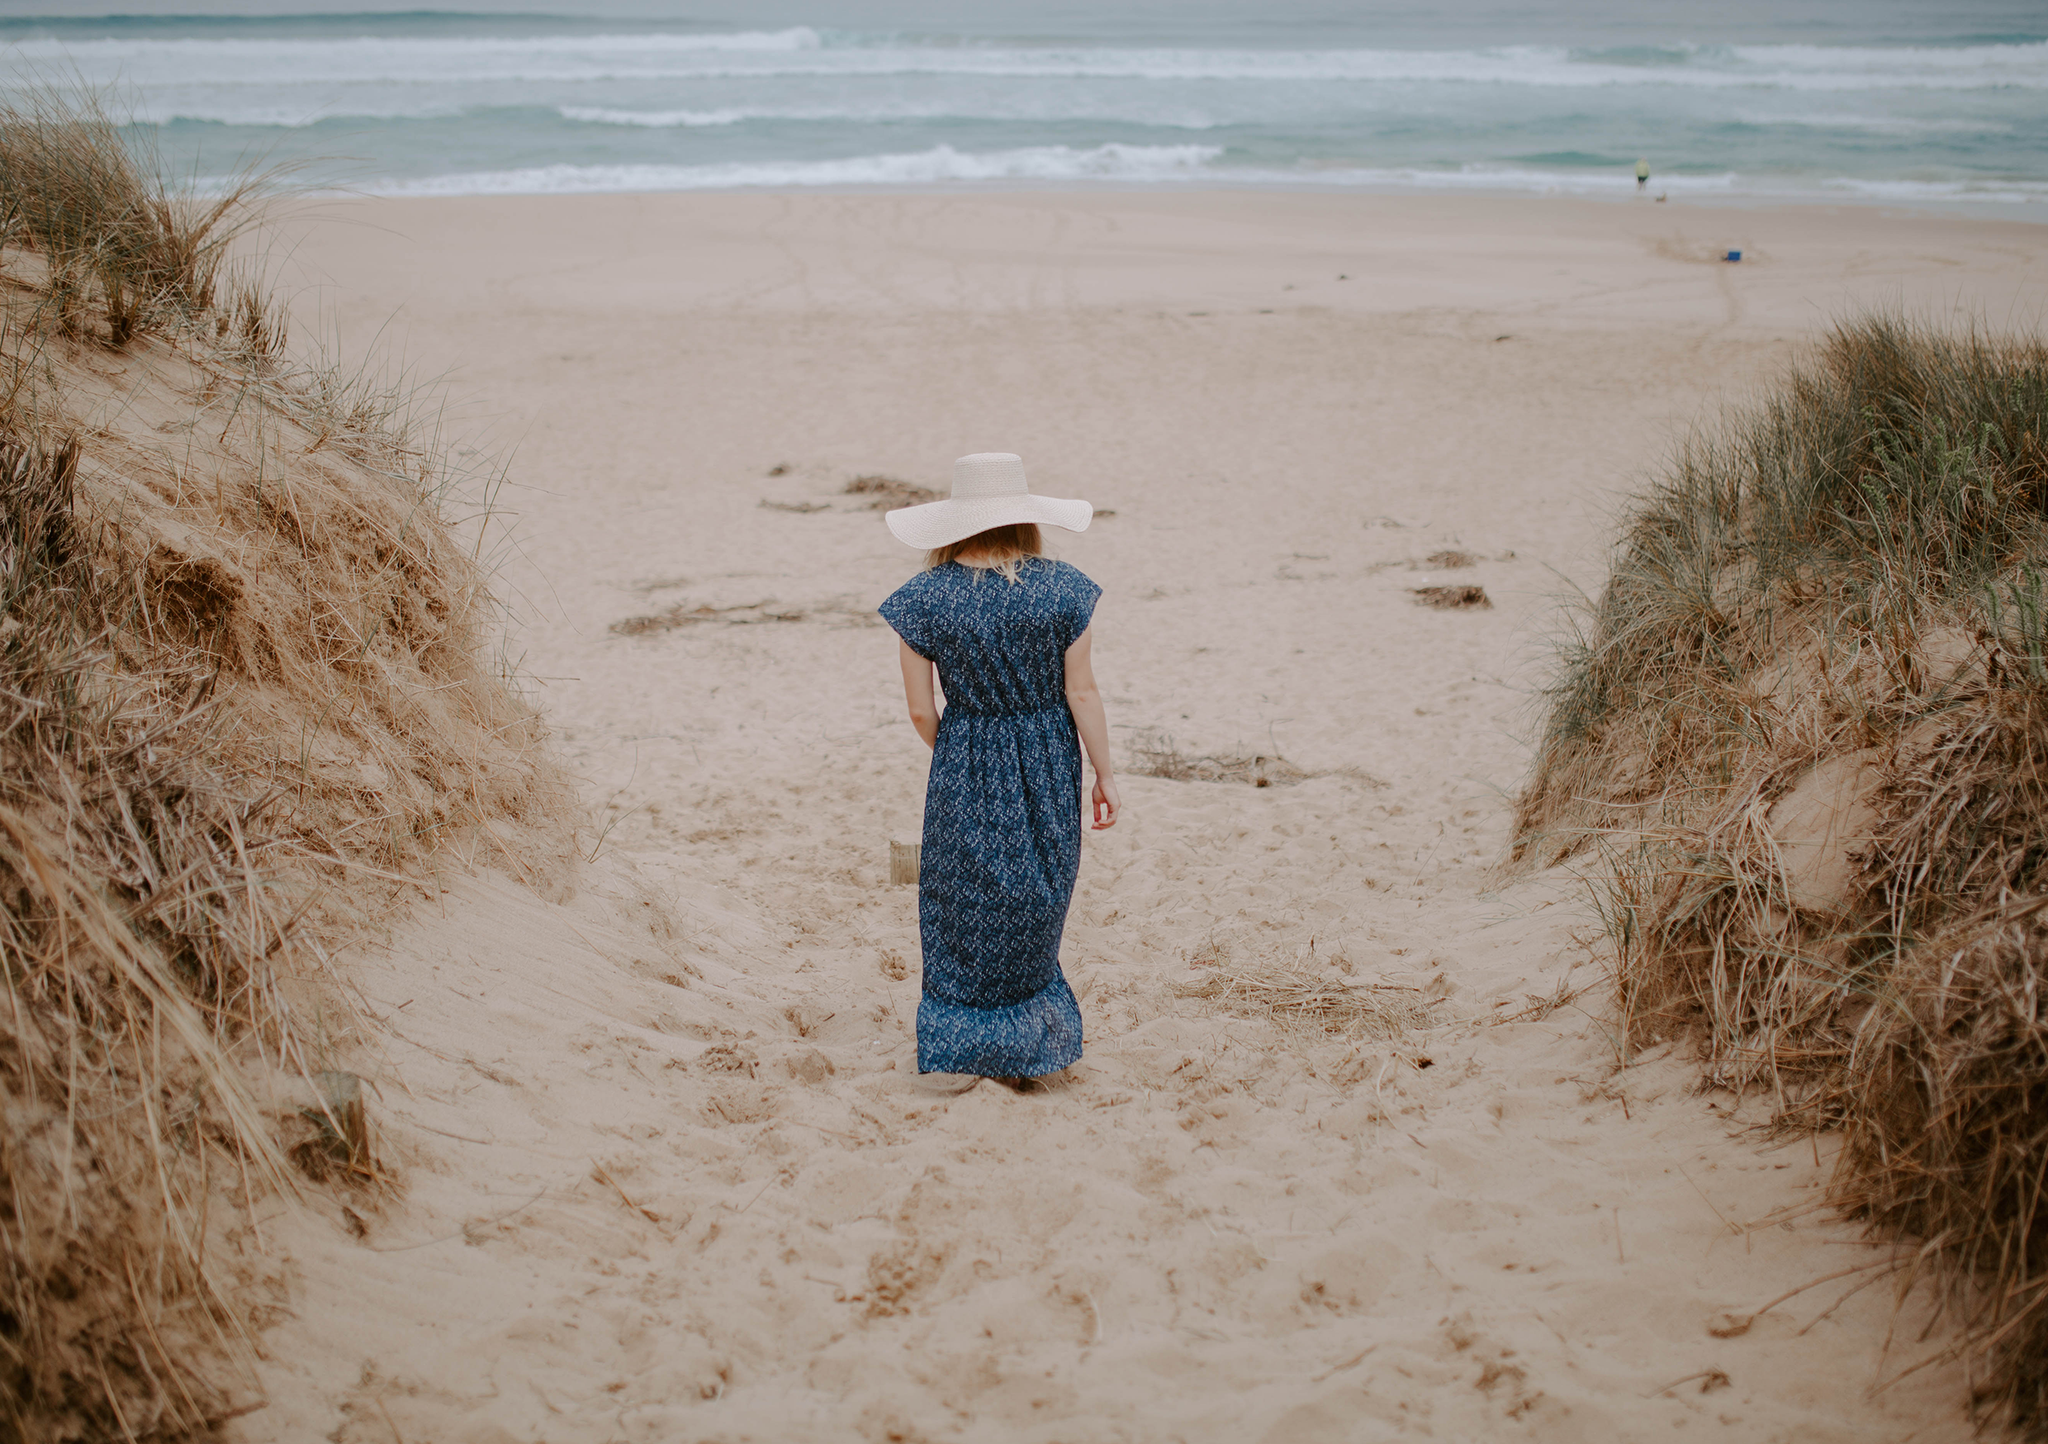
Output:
(1066, 629), (1120, 830)
(1091, 773), (1121, 830)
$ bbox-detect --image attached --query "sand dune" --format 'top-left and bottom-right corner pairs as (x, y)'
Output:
(236, 193), (2047, 1441)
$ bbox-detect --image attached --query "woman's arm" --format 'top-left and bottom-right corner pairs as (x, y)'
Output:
(899, 640), (940, 749)
(1063, 626), (1121, 829)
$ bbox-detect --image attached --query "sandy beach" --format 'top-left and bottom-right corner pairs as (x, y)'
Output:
(231, 192), (2047, 1442)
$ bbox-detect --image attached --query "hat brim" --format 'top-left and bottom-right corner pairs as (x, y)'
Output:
(884, 493), (1093, 550)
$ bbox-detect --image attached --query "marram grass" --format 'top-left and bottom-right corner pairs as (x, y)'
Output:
(1516, 313), (2048, 1431)
(0, 93), (565, 1439)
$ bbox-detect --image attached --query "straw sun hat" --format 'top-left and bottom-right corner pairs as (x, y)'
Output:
(883, 453), (1093, 550)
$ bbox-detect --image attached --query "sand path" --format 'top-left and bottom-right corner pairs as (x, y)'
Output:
(236, 194), (2046, 1442)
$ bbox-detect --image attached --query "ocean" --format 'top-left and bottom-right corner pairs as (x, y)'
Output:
(3, 2), (2045, 209)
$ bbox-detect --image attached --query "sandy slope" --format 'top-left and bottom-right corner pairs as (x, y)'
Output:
(236, 194), (2047, 1442)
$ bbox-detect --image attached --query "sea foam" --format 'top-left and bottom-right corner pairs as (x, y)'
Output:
(357, 143), (1227, 196)
(556, 106), (751, 128)
(328, 149), (2048, 206)
(12, 13), (2044, 209)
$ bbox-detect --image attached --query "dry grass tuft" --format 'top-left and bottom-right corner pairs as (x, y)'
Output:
(844, 475), (940, 509)
(0, 427), (290, 1438)
(1127, 730), (1325, 788)
(612, 601), (809, 636)
(1424, 549), (1479, 569)
(1175, 949), (1434, 1040)
(1412, 585), (1491, 610)
(1514, 313), (2048, 1431)
(0, 87), (269, 346)
(0, 91), (567, 1440)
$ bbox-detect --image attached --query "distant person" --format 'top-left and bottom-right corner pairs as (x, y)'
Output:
(1636, 158), (1650, 191)
(879, 454), (1118, 1093)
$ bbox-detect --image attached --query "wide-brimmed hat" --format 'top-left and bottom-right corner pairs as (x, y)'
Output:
(883, 453), (1093, 550)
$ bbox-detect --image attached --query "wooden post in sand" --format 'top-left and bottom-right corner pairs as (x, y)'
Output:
(889, 841), (922, 886)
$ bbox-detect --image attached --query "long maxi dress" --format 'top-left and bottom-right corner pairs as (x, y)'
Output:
(878, 557), (1101, 1077)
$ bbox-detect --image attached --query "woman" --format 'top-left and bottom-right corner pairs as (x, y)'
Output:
(878, 453), (1119, 1087)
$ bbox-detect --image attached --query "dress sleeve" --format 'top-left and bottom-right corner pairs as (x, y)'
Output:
(878, 578), (933, 658)
(1058, 564), (1102, 650)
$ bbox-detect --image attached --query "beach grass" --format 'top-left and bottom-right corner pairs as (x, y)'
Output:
(0, 91), (564, 1439)
(1514, 313), (2048, 1432)
(1174, 955), (1434, 1040)
(0, 86), (269, 345)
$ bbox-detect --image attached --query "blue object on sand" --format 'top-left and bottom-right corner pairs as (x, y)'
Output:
(1725, 250), (1742, 262)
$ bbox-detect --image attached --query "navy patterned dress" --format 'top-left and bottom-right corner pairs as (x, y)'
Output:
(879, 558), (1100, 1077)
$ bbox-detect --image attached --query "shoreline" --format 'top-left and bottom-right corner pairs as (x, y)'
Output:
(315, 178), (2048, 226)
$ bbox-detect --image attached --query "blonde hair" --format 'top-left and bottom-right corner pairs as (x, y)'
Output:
(926, 523), (1043, 580)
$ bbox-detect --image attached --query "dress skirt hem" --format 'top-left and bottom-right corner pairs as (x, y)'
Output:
(916, 976), (1084, 1078)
